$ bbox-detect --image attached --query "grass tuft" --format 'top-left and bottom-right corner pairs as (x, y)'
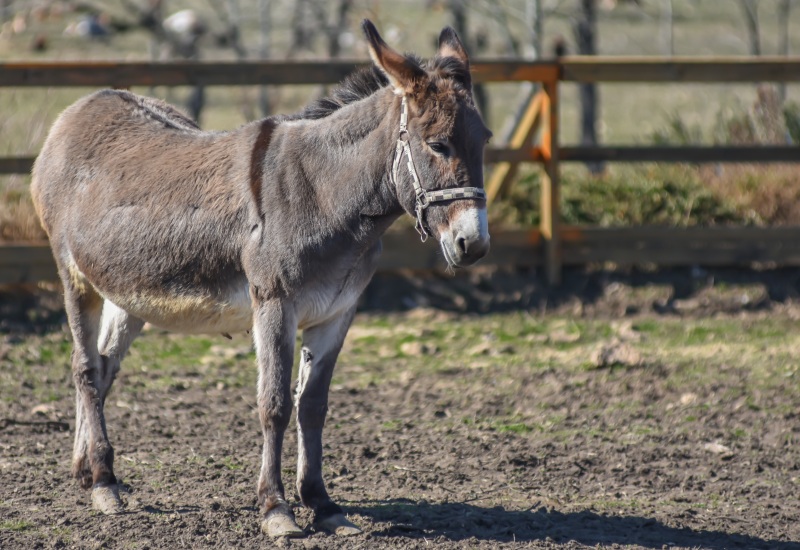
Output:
(1, 519), (34, 531)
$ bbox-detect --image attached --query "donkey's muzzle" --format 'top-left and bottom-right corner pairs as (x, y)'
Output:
(442, 206), (490, 267)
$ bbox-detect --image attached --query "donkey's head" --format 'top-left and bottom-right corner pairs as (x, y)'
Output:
(363, 20), (491, 268)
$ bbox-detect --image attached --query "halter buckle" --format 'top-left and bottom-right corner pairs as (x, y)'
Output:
(416, 188), (430, 208)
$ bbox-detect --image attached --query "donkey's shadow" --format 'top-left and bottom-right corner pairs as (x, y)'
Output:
(349, 500), (798, 549)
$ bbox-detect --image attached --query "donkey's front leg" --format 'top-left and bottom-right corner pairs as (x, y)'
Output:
(253, 298), (303, 538)
(296, 307), (361, 535)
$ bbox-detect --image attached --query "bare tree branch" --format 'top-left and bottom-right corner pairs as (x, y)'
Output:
(777, 0), (792, 102)
(308, 0), (352, 58)
(660, 0), (673, 55)
(574, 0), (603, 175)
(445, 0), (489, 122)
(738, 0), (760, 56)
(526, 0), (543, 59)
(258, 0), (272, 116)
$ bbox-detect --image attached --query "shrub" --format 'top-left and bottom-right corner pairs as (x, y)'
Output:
(654, 85), (795, 146)
(490, 164), (748, 228)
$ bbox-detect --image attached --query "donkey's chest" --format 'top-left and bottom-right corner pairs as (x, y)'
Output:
(295, 278), (364, 330)
(294, 241), (382, 329)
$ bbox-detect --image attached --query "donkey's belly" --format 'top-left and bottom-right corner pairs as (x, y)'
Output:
(99, 277), (253, 335)
(120, 296), (253, 334)
(113, 290), (252, 334)
(65, 240), (253, 334)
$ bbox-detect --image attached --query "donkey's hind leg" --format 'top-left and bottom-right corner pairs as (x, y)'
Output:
(63, 271), (137, 514)
(90, 302), (144, 512)
(295, 307), (361, 536)
(96, 301), (144, 401)
(63, 272), (104, 491)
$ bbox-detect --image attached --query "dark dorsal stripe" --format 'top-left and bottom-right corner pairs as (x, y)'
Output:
(249, 118), (278, 220)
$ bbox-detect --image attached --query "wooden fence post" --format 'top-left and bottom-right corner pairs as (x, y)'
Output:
(541, 78), (561, 285)
(485, 90), (544, 204)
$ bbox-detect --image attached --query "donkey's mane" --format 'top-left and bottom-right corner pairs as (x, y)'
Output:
(292, 55), (470, 121)
(293, 65), (389, 121)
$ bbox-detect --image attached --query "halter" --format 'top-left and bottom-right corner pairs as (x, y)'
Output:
(391, 96), (486, 242)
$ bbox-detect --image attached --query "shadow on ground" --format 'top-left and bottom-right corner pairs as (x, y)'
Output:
(363, 265), (800, 314)
(350, 500), (800, 550)
(3, 266), (800, 333)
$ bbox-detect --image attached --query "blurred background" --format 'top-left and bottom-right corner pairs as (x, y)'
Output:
(1, 0), (799, 244)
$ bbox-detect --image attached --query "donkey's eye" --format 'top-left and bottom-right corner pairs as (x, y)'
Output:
(427, 141), (451, 157)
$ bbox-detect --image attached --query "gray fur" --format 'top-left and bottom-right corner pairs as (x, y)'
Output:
(31, 20), (489, 535)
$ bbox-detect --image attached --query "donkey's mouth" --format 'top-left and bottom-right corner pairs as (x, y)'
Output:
(440, 242), (460, 269)
(440, 236), (490, 268)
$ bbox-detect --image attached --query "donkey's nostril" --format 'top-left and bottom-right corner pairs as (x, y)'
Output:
(456, 235), (468, 255)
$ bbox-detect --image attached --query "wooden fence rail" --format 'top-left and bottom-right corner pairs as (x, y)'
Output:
(2, 57), (800, 285)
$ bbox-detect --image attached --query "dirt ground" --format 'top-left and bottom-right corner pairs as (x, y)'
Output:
(2, 267), (800, 549)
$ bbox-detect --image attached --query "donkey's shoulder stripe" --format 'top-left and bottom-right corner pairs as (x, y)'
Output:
(249, 118), (278, 220)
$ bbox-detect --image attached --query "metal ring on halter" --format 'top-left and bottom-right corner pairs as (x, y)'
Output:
(390, 96), (487, 242)
(416, 189), (430, 208)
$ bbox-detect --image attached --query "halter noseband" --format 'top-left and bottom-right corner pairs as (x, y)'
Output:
(390, 96), (486, 242)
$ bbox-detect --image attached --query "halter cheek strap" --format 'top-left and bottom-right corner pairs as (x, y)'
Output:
(391, 96), (486, 242)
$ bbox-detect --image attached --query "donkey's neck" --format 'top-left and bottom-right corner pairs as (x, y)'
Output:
(286, 88), (404, 237)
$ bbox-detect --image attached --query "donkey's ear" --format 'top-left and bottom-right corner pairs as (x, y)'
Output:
(437, 27), (470, 66)
(437, 27), (471, 89)
(362, 19), (426, 95)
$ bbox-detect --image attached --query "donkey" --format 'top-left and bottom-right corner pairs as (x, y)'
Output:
(31, 20), (490, 537)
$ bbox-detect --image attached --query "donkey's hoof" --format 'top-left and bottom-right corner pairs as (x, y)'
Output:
(261, 510), (305, 538)
(315, 513), (362, 536)
(91, 484), (124, 515)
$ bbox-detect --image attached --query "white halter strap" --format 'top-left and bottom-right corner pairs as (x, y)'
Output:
(390, 96), (486, 242)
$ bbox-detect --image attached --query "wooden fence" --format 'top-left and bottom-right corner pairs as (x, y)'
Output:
(2, 57), (800, 285)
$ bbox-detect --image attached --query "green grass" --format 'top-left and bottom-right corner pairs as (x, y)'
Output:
(2, 303), (797, 549)
(0, 519), (34, 531)
(381, 419), (403, 431)
(494, 422), (535, 434)
(4, 310), (798, 447)
(221, 456), (244, 471)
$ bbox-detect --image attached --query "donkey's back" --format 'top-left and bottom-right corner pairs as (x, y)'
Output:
(32, 89), (256, 333)
(33, 89), (202, 229)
